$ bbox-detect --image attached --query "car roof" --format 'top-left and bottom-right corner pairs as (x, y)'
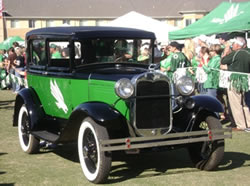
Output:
(26, 26), (156, 39)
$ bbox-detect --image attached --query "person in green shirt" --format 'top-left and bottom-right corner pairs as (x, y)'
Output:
(50, 44), (62, 59)
(160, 46), (173, 77)
(221, 36), (250, 130)
(167, 41), (190, 79)
(203, 44), (221, 97)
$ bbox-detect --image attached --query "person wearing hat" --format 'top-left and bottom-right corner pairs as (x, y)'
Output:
(221, 36), (250, 130)
(50, 44), (62, 59)
(167, 41), (190, 79)
(217, 33), (229, 47)
(137, 44), (150, 63)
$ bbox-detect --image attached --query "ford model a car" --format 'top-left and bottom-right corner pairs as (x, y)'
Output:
(13, 26), (231, 184)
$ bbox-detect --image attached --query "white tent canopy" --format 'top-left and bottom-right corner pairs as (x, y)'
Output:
(108, 11), (179, 43)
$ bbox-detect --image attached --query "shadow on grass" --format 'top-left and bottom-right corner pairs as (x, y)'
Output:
(0, 100), (15, 105)
(107, 150), (250, 183)
(0, 100), (15, 110)
(107, 149), (196, 183)
(0, 152), (8, 179)
(218, 151), (250, 171)
(45, 144), (250, 183)
(52, 143), (79, 163)
(0, 184), (15, 186)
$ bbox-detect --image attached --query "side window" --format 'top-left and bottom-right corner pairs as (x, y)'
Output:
(49, 41), (70, 68)
(30, 39), (47, 67)
(74, 42), (82, 66)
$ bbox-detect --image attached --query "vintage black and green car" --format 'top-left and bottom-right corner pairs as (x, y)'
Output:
(13, 26), (231, 184)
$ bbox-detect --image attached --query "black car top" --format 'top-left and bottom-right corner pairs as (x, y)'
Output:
(26, 26), (156, 40)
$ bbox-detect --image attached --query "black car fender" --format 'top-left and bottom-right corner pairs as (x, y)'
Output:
(172, 95), (223, 131)
(192, 94), (224, 113)
(13, 88), (45, 130)
(59, 102), (130, 142)
(186, 95), (224, 131)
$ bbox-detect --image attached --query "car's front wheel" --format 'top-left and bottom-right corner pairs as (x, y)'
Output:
(18, 104), (40, 154)
(188, 115), (224, 170)
(78, 117), (111, 184)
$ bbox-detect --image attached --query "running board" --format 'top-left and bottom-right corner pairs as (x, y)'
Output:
(31, 131), (59, 143)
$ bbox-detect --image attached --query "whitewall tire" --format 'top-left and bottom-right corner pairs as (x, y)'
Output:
(78, 117), (111, 184)
(18, 105), (39, 154)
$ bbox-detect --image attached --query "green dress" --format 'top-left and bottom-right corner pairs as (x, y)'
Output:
(160, 53), (173, 77)
(203, 55), (220, 89)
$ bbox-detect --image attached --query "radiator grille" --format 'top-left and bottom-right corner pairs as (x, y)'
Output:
(135, 80), (171, 129)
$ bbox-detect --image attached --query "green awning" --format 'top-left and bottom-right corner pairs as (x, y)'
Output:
(169, 1), (250, 40)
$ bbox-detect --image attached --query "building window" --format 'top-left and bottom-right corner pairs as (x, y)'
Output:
(185, 19), (192, 26)
(96, 20), (107, 26)
(63, 20), (70, 25)
(11, 20), (18, 28)
(29, 20), (36, 28)
(158, 19), (167, 23)
(80, 20), (89, 26)
(174, 20), (182, 27)
(46, 20), (54, 27)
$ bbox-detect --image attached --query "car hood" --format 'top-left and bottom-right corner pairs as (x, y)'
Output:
(76, 63), (149, 81)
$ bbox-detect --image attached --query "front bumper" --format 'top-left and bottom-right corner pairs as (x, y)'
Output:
(100, 128), (232, 152)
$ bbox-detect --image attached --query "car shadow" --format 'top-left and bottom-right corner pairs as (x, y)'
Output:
(107, 150), (250, 183)
(51, 143), (79, 163)
(217, 151), (250, 171)
(48, 145), (250, 183)
(107, 149), (196, 183)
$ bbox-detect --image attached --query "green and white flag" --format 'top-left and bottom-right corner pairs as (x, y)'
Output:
(219, 70), (232, 89)
(173, 67), (250, 92)
(1, 73), (28, 89)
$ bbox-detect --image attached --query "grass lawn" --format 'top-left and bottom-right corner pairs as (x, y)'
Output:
(1, 90), (250, 186)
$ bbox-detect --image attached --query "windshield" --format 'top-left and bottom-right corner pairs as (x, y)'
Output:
(74, 39), (153, 66)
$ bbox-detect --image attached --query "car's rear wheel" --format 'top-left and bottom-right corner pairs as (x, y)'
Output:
(78, 117), (111, 184)
(18, 104), (40, 154)
(188, 115), (224, 170)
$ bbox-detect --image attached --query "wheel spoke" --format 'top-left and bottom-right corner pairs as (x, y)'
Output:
(82, 128), (98, 171)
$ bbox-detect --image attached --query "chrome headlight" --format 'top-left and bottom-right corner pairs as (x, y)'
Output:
(115, 78), (134, 99)
(176, 76), (194, 96)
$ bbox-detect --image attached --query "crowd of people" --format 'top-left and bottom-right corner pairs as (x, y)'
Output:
(0, 42), (26, 93)
(159, 34), (250, 131)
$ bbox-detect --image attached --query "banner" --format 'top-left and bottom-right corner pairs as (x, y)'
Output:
(173, 67), (250, 92)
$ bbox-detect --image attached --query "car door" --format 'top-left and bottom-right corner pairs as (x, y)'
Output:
(28, 39), (73, 119)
